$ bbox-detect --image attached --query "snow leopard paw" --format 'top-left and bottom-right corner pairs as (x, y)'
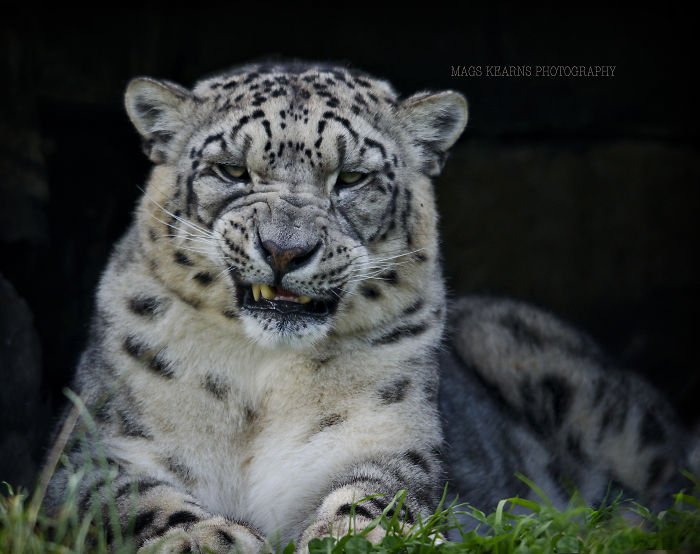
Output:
(138, 516), (269, 554)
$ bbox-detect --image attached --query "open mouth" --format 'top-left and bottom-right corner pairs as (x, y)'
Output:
(236, 283), (340, 318)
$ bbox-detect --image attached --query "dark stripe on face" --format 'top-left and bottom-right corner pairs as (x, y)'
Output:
(401, 188), (412, 241)
(229, 115), (251, 143)
(200, 132), (227, 151)
(372, 184), (400, 243)
(209, 187), (254, 224)
(336, 135), (347, 166)
(372, 323), (428, 345)
(323, 111), (359, 141)
(186, 175), (196, 218)
(363, 137), (387, 159)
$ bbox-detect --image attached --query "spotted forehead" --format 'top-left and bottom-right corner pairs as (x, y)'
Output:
(193, 64), (399, 121)
(188, 65), (405, 179)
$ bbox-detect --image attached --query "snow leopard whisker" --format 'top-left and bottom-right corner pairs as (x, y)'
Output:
(347, 247), (426, 265)
(345, 275), (397, 284)
(141, 187), (217, 239)
(347, 264), (403, 276)
(350, 259), (415, 272)
(164, 234), (219, 247)
(332, 287), (359, 299)
(214, 262), (237, 280)
(173, 245), (213, 256)
(148, 212), (215, 243)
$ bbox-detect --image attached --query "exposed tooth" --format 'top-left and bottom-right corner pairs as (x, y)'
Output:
(297, 295), (312, 304)
(260, 284), (275, 300)
(252, 284), (261, 302)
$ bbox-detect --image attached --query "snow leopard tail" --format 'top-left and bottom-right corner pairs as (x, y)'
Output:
(446, 295), (693, 509)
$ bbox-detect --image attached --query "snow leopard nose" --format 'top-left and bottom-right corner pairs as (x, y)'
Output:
(260, 238), (321, 277)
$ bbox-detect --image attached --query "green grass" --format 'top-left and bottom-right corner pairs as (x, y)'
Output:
(2, 473), (699, 554)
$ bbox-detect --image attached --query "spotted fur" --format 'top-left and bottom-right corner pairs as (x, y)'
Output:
(44, 61), (693, 552)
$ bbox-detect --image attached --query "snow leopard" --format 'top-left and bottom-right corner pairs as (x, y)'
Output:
(43, 60), (693, 552)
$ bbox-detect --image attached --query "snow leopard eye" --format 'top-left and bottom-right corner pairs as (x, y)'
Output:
(212, 164), (250, 183)
(336, 171), (367, 188)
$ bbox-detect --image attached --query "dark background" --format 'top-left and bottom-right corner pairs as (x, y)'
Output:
(1, 7), (698, 489)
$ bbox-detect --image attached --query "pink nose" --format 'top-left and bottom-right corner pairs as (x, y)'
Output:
(261, 239), (320, 276)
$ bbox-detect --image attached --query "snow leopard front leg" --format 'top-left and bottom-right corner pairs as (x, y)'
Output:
(44, 364), (269, 554)
(112, 477), (266, 554)
(46, 436), (269, 554)
(128, 481), (267, 554)
(297, 454), (440, 551)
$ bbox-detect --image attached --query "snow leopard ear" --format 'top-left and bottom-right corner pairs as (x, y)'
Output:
(125, 77), (193, 164)
(399, 91), (468, 177)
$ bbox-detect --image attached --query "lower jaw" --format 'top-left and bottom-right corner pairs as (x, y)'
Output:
(239, 309), (332, 348)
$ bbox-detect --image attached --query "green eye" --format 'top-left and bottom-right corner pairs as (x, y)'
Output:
(337, 171), (366, 187)
(213, 164), (249, 182)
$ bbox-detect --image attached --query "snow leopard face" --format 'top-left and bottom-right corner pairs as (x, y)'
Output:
(125, 61), (467, 347)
